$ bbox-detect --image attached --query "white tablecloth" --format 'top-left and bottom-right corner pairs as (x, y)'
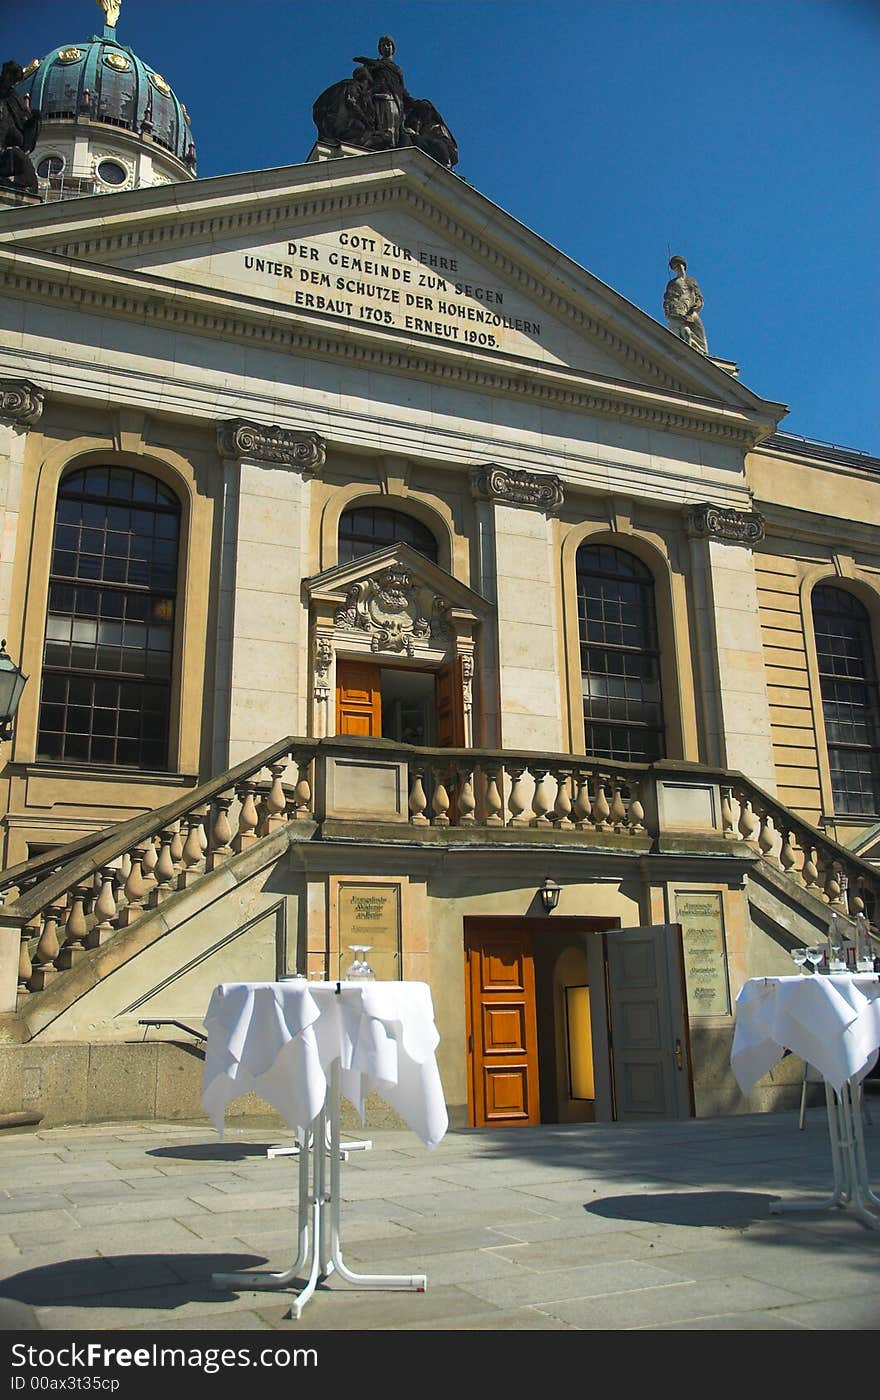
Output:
(202, 980), (448, 1149)
(732, 973), (880, 1094)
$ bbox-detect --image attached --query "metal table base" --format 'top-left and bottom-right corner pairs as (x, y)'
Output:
(771, 1075), (880, 1230)
(211, 1059), (427, 1318)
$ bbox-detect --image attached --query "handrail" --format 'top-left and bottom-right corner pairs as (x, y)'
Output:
(1, 735), (315, 923)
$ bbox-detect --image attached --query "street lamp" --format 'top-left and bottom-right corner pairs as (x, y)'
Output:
(0, 639), (27, 742)
(539, 877), (561, 914)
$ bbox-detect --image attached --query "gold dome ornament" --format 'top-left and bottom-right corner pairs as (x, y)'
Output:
(104, 52), (130, 72)
(58, 48), (84, 64)
(97, 0), (123, 28)
(149, 71), (171, 96)
(22, 58), (40, 77)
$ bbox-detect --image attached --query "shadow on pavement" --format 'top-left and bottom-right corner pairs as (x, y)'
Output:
(0, 1254), (269, 1310)
(585, 1190), (779, 1227)
(146, 1142), (278, 1161)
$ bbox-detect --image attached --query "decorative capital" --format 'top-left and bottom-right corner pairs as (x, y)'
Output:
(216, 418), (326, 475)
(469, 463), (564, 512)
(684, 502), (765, 545)
(0, 379), (44, 427)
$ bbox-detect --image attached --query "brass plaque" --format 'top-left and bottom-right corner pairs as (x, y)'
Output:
(675, 891), (730, 1017)
(337, 882), (401, 981)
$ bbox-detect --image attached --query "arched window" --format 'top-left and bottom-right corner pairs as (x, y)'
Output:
(37, 465), (181, 770)
(576, 543), (664, 763)
(338, 505), (438, 565)
(812, 586), (880, 815)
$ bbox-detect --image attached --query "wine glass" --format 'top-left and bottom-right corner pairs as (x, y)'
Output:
(791, 946), (809, 973)
(344, 945), (375, 980)
(856, 915), (875, 973)
(804, 946), (825, 974)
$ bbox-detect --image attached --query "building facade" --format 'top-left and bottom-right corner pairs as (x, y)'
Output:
(0, 15), (878, 1132)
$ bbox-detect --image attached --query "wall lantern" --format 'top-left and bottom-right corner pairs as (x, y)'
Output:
(539, 877), (561, 914)
(0, 639), (28, 742)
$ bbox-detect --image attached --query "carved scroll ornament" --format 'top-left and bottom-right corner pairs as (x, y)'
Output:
(684, 503), (765, 545)
(470, 464), (564, 512)
(217, 419), (326, 475)
(334, 564), (453, 657)
(0, 379), (44, 426)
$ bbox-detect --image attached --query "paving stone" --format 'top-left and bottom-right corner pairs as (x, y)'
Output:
(543, 1276), (809, 1329)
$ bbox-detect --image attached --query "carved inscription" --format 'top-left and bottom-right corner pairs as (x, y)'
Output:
(224, 228), (546, 354)
(675, 891), (731, 1017)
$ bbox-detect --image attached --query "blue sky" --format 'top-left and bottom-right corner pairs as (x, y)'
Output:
(9, 0), (880, 453)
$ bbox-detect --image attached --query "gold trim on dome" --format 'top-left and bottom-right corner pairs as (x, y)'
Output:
(149, 71), (171, 95)
(58, 48), (84, 64)
(22, 58), (40, 77)
(181, 103), (190, 125)
(103, 52), (130, 72)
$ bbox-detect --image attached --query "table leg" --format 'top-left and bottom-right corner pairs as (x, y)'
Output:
(323, 1058), (426, 1295)
(769, 1076), (880, 1228)
(211, 1130), (311, 1290)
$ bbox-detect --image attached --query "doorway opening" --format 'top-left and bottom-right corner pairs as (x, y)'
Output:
(380, 667), (436, 746)
(336, 656), (466, 746)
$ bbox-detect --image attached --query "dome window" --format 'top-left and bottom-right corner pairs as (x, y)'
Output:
(96, 158), (127, 186)
(37, 155), (65, 178)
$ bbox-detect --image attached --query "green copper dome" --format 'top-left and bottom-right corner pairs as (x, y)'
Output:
(16, 24), (195, 170)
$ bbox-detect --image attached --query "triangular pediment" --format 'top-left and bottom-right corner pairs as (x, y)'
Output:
(306, 541), (488, 617)
(0, 147), (783, 428)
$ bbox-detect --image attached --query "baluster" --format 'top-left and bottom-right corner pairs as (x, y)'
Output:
(778, 827), (798, 880)
(720, 785), (736, 838)
(148, 829), (177, 906)
(234, 781), (259, 851)
(263, 761), (289, 834)
(408, 767), (429, 825)
(207, 795), (234, 870)
(17, 917), (39, 995)
(483, 765), (504, 826)
(457, 768), (476, 825)
(431, 766), (451, 826)
(177, 809), (206, 889)
(507, 765), (530, 827)
(169, 821), (184, 866)
(28, 903), (64, 991)
(530, 767), (553, 828)
(117, 847), (147, 927)
(141, 836), (159, 889)
(757, 808), (777, 863)
(592, 776), (611, 830)
(293, 752), (313, 820)
(117, 850), (132, 884)
(850, 879), (867, 919)
(608, 779), (627, 831)
(823, 860), (846, 912)
(737, 794), (759, 843)
(552, 769), (573, 830)
(800, 839), (820, 893)
(627, 779), (646, 834)
(56, 885), (90, 970)
(573, 771), (592, 829)
(88, 866), (120, 946)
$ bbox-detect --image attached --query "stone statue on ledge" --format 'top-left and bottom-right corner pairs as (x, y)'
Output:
(663, 254), (708, 355)
(312, 37), (459, 169)
(0, 61), (41, 195)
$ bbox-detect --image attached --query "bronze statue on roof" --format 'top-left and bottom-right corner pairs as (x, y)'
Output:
(312, 38), (458, 169)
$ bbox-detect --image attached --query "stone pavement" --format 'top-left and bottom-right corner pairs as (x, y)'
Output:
(1, 1106), (880, 1332)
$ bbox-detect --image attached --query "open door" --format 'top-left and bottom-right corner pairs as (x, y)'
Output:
(604, 924), (694, 1121)
(336, 659), (381, 736)
(435, 655), (466, 747)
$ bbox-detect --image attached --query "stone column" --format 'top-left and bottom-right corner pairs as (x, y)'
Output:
(471, 465), (565, 752)
(685, 503), (776, 794)
(216, 420), (325, 767)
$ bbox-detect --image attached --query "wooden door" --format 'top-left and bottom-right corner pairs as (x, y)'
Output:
(465, 921), (540, 1127)
(336, 659), (381, 736)
(435, 656), (466, 747)
(604, 924), (693, 1121)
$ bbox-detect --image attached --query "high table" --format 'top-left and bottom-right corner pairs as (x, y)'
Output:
(731, 972), (880, 1229)
(201, 979), (448, 1318)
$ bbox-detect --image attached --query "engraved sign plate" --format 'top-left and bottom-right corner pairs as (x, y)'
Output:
(337, 881), (402, 981)
(675, 891), (731, 1017)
